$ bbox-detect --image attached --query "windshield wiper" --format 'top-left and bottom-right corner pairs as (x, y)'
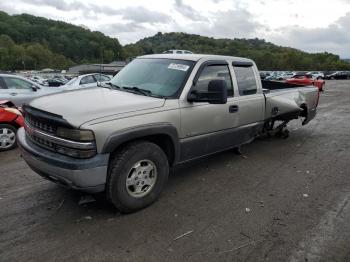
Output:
(123, 86), (152, 96)
(102, 82), (122, 90)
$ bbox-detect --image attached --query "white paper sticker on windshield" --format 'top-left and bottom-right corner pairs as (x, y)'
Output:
(168, 63), (190, 71)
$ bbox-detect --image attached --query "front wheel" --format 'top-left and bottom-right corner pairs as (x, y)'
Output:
(0, 124), (17, 151)
(107, 141), (169, 213)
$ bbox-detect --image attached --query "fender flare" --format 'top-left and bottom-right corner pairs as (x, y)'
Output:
(101, 123), (180, 164)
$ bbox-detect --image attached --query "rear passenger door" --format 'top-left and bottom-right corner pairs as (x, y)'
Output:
(231, 62), (265, 129)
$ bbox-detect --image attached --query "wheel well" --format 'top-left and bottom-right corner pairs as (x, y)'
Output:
(115, 135), (176, 166)
(300, 104), (308, 117)
(0, 122), (19, 129)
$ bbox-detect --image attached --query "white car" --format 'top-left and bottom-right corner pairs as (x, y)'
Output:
(307, 71), (324, 79)
(162, 50), (193, 54)
(62, 73), (111, 90)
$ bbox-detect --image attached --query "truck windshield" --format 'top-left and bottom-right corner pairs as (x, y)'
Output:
(110, 58), (194, 98)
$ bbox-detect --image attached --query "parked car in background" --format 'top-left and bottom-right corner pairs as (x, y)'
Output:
(286, 74), (325, 91)
(162, 50), (193, 54)
(259, 72), (270, 80)
(47, 76), (67, 87)
(307, 71), (324, 80)
(279, 72), (295, 80)
(30, 76), (48, 86)
(0, 74), (62, 106)
(62, 73), (111, 90)
(0, 100), (24, 151)
(324, 71), (350, 80)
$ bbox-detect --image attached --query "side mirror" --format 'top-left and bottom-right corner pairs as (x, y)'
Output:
(31, 85), (39, 92)
(188, 79), (228, 104)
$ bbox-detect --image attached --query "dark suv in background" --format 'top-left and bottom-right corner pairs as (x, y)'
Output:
(324, 71), (350, 80)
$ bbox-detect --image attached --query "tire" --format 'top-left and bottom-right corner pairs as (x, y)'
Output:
(0, 124), (17, 151)
(106, 141), (169, 213)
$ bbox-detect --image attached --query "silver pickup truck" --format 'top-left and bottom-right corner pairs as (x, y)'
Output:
(17, 54), (319, 213)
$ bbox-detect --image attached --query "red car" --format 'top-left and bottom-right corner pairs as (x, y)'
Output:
(286, 74), (325, 91)
(0, 100), (24, 151)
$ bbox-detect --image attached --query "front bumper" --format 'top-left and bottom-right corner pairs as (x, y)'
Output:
(17, 128), (109, 193)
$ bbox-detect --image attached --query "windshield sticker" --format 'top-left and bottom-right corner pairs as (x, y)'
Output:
(168, 63), (190, 71)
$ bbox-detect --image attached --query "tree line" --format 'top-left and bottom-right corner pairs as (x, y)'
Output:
(124, 32), (350, 71)
(0, 11), (349, 71)
(0, 11), (124, 71)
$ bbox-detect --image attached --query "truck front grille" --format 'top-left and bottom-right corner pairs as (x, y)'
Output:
(26, 114), (56, 134)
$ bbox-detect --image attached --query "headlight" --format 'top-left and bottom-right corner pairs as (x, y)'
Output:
(4, 108), (22, 116)
(56, 127), (95, 141)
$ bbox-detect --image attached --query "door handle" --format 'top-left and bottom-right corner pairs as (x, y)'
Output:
(10, 93), (17, 96)
(229, 105), (239, 113)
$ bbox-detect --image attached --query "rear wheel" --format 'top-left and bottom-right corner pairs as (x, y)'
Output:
(0, 124), (17, 151)
(106, 141), (169, 213)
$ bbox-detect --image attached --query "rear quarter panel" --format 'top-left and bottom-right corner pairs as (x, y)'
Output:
(265, 87), (318, 120)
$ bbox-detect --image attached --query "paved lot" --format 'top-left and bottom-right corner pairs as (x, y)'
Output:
(1, 80), (350, 262)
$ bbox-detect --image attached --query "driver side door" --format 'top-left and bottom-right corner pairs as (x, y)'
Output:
(179, 61), (240, 161)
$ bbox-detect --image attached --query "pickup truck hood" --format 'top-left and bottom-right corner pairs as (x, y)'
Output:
(29, 88), (165, 127)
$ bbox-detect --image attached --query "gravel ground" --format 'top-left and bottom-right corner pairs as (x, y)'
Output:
(0, 80), (350, 262)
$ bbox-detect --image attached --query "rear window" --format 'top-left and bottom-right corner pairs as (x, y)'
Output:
(233, 66), (257, 96)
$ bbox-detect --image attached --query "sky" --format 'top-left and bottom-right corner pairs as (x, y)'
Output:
(1, 0), (350, 57)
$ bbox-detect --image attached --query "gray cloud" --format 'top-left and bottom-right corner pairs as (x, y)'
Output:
(114, 6), (171, 24)
(269, 12), (350, 57)
(18, 0), (85, 12)
(102, 22), (146, 34)
(174, 0), (208, 21)
(172, 8), (262, 39)
(11, 0), (171, 24)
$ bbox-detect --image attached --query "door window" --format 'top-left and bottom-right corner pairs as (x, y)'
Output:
(3, 77), (33, 90)
(196, 65), (234, 97)
(80, 75), (96, 85)
(233, 66), (257, 96)
(94, 74), (110, 82)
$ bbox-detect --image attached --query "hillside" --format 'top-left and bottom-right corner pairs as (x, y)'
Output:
(124, 32), (350, 71)
(0, 11), (124, 70)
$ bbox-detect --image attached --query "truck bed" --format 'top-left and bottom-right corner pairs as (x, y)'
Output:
(261, 80), (319, 125)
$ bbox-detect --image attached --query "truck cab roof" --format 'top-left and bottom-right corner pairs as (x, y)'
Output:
(139, 54), (254, 63)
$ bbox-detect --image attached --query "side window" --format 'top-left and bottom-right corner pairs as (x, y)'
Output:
(95, 75), (110, 82)
(3, 77), (33, 90)
(233, 66), (257, 96)
(176, 51), (182, 54)
(80, 75), (96, 85)
(196, 65), (233, 97)
(101, 75), (111, 81)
